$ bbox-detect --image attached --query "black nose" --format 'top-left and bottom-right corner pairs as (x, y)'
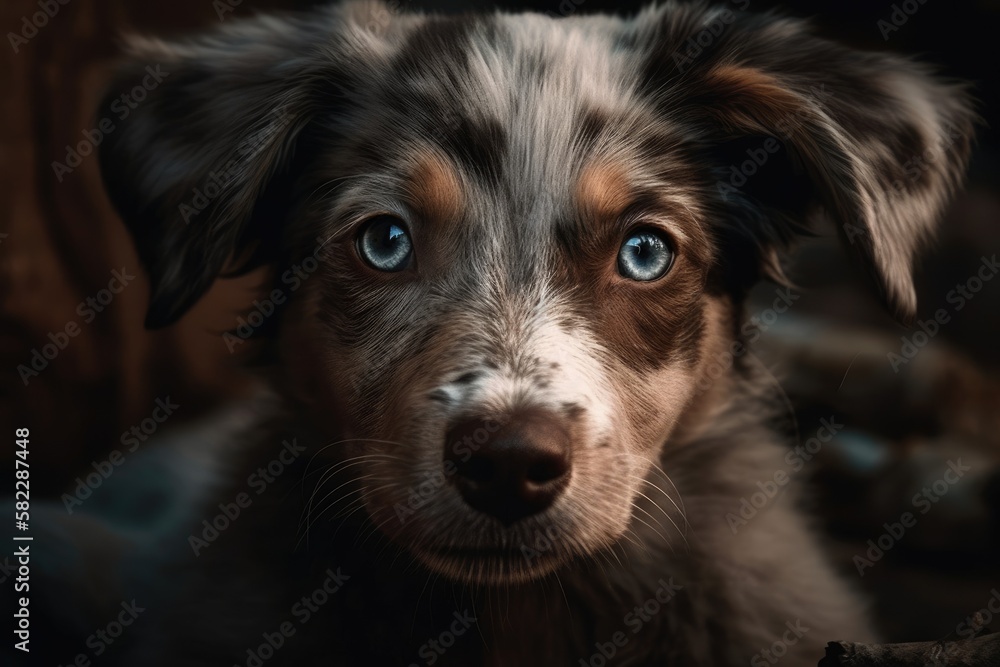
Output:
(444, 410), (572, 525)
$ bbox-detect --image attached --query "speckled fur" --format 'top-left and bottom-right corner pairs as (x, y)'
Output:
(84, 2), (977, 665)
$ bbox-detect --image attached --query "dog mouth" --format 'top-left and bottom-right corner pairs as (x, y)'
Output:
(413, 534), (574, 584)
(411, 528), (572, 585)
(359, 407), (635, 584)
(358, 472), (584, 584)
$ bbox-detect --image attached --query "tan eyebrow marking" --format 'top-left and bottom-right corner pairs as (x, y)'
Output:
(575, 159), (632, 221)
(406, 150), (464, 224)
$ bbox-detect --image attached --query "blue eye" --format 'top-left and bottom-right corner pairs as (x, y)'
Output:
(357, 215), (413, 272)
(617, 229), (674, 281)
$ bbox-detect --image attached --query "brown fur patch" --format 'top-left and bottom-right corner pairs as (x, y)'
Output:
(575, 160), (633, 222)
(703, 64), (806, 133)
(406, 150), (464, 225)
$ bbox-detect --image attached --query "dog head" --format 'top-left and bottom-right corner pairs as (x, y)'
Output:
(99, 1), (975, 584)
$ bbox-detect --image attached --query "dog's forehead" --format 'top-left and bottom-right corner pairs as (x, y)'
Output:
(334, 12), (700, 248)
(389, 12), (639, 132)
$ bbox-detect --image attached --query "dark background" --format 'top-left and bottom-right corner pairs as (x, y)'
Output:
(1, 0), (998, 647)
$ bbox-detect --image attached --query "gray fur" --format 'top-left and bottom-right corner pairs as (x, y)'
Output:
(88, 2), (976, 665)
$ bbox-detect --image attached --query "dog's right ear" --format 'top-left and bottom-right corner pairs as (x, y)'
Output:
(629, 5), (977, 323)
(98, 3), (393, 328)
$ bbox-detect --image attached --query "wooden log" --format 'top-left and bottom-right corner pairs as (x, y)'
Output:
(818, 632), (1000, 666)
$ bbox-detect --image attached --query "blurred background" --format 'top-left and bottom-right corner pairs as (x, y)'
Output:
(1, 0), (998, 646)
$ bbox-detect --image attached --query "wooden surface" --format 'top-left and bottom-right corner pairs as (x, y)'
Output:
(0, 0), (304, 492)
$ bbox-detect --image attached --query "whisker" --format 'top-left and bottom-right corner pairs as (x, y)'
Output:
(628, 480), (690, 552)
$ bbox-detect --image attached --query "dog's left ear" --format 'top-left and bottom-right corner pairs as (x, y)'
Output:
(98, 18), (323, 328)
(97, 3), (395, 328)
(635, 7), (978, 321)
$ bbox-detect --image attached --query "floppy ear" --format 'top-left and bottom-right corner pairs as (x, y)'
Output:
(98, 5), (381, 328)
(635, 6), (977, 321)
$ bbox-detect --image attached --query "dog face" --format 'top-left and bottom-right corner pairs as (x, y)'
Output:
(99, 2), (974, 584)
(307, 14), (726, 582)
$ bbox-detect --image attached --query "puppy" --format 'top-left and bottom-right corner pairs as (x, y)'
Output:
(87, 1), (975, 665)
